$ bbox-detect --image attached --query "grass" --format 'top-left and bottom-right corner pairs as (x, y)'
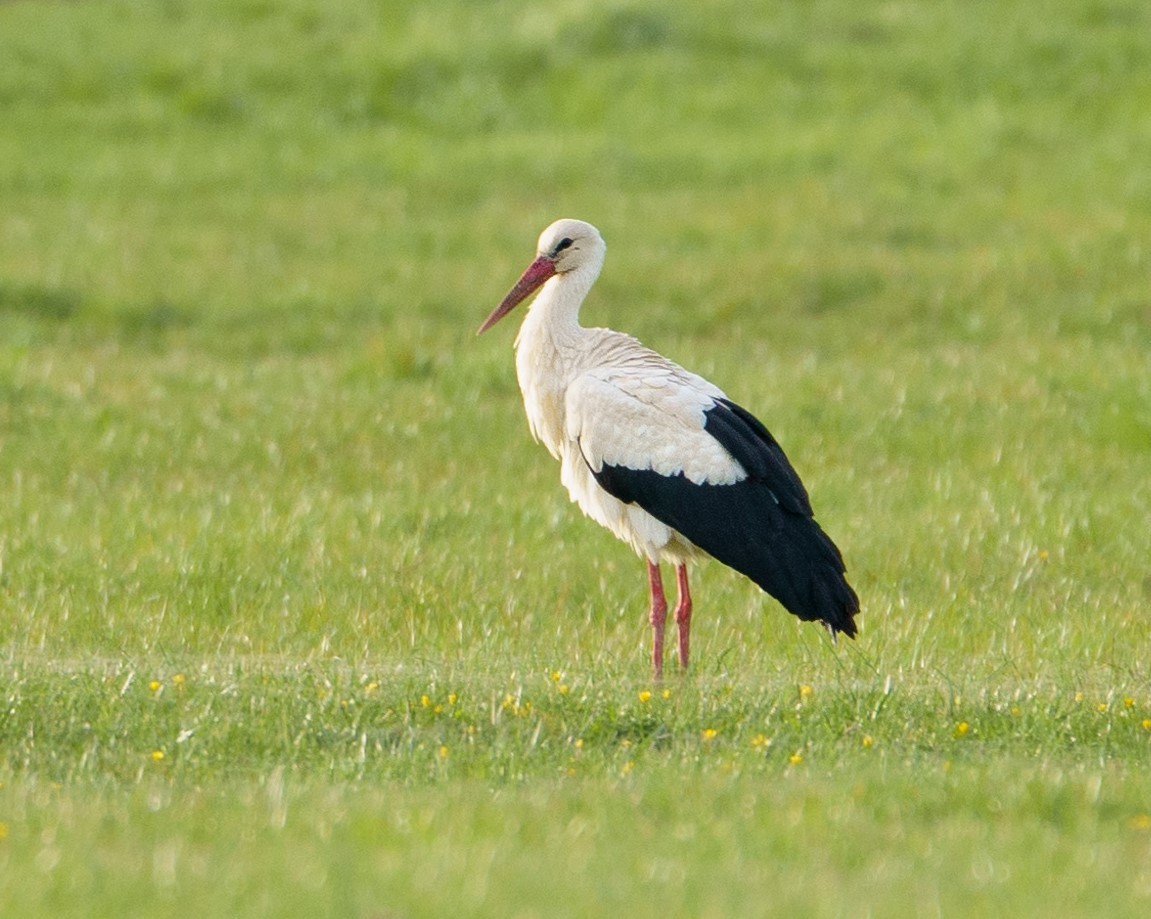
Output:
(1, 0), (1150, 915)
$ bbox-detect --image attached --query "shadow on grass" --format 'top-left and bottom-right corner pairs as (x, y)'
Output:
(0, 281), (82, 321)
(0, 282), (404, 359)
(0, 281), (195, 338)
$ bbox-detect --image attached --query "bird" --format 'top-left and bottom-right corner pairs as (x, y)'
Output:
(478, 218), (859, 678)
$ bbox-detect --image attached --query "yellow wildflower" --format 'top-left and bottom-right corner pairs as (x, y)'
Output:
(172, 674), (185, 687)
(751, 733), (771, 751)
(1141, 719), (1151, 731)
(862, 735), (874, 748)
(661, 688), (672, 700)
(447, 693), (457, 705)
(1124, 697), (1135, 708)
(1097, 703), (1108, 713)
(438, 745), (449, 759)
(148, 680), (161, 693)
(954, 721), (970, 738)
(788, 752), (804, 765)
(638, 691), (652, 703)
(799, 684), (813, 700)
(151, 750), (165, 762)
(701, 728), (718, 742)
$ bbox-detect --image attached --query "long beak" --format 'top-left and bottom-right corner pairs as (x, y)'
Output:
(477, 255), (556, 335)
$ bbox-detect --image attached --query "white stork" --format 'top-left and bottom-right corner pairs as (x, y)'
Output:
(478, 219), (859, 678)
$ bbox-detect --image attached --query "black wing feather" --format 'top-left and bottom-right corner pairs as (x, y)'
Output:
(590, 398), (859, 637)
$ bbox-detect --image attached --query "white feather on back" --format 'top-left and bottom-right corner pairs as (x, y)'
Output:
(564, 345), (746, 486)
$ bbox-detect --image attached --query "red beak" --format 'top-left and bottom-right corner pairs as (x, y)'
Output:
(477, 255), (557, 335)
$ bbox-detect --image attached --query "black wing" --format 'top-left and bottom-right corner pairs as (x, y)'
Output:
(590, 398), (859, 637)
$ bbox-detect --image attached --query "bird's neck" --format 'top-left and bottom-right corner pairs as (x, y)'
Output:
(514, 264), (598, 366)
(513, 264), (600, 453)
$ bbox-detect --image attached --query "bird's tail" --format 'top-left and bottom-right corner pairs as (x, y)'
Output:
(683, 485), (859, 638)
(749, 512), (859, 638)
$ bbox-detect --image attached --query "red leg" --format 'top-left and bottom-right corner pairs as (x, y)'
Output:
(647, 560), (668, 680)
(674, 564), (692, 670)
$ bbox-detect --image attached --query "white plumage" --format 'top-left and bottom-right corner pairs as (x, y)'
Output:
(479, 219), (858, 677)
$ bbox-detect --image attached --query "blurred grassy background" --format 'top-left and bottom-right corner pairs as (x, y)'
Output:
(1, 0), (1150, 915)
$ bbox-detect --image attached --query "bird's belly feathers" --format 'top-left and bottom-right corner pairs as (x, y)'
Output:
(558, 443), (700, 564)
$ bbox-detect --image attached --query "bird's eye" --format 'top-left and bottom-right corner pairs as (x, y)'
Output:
(554, 237), (574, 254)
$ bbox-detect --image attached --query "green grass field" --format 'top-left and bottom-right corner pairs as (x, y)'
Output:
(2, 0), (1150, 915)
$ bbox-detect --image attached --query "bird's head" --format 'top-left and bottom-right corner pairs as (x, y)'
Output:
(477, 219), (604, 334)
